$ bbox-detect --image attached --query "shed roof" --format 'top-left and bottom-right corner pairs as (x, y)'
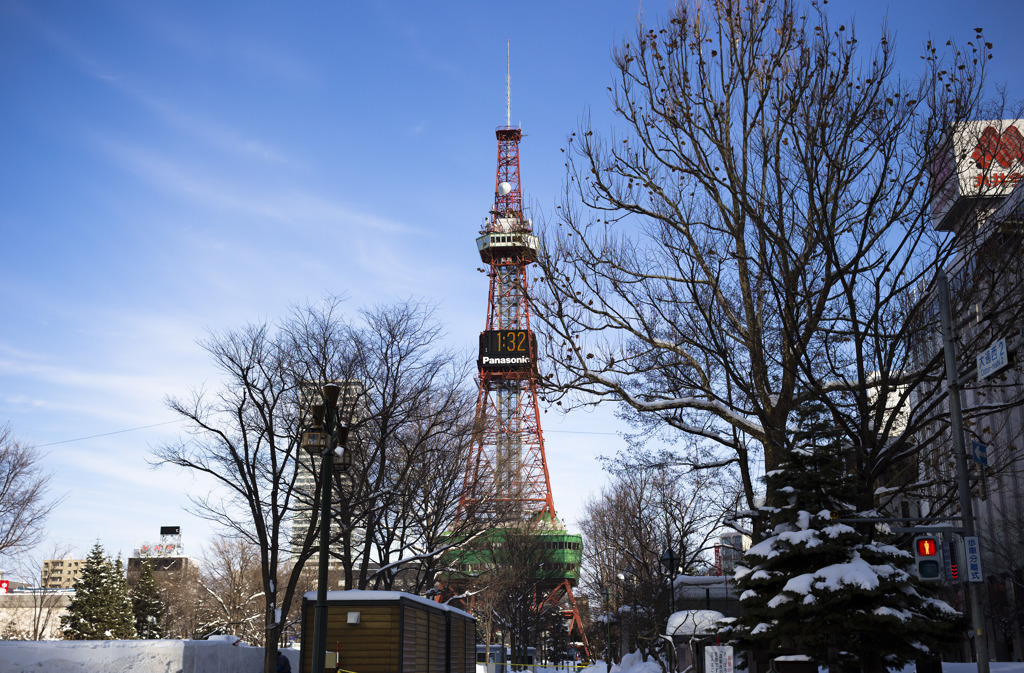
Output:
(302, 590), (474, 619)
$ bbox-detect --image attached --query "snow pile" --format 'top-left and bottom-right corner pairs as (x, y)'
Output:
(0, 638), (273, 673)
(609, 651), (662, 673)
(578, 651), (662, 673)
(666, 610), (725, 637)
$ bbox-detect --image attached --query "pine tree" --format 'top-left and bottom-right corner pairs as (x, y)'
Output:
(131, 560), (166, 639)
(108, 556), (138, 639)
(725, 405), (961, 673)
(61, 543), (138, 640)
(61, 543), (110, 640)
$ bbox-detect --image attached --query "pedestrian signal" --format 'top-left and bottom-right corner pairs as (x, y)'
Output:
(914, 535), (941, 582)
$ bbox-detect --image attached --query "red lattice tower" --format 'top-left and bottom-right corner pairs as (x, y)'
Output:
(455, 120), (590, 656)
(458, 123), (555, 522)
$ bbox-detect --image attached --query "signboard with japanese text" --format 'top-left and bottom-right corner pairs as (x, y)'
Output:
(977, 338), (1008, 380)
(964, 535), (984, 583)
(930, 120), (1024, 230)
(705, 646), (734, 673)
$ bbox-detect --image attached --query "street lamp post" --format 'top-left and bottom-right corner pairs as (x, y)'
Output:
(660, 543), (681, 673)
(601, 586), (611, 673)
(304, 383), (352, 673)
(616, 564), (635, 658)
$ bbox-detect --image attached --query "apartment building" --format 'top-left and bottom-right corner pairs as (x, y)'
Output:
(41, 557), (86, 590)
(914, 119), (1024, 661)
(291, 380), (365, 578)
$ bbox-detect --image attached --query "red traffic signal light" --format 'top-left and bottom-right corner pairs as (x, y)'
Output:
(914, 535), (942, 582)
(916, 537), (937, 557)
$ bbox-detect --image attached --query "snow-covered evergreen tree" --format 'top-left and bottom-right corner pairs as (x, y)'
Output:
(61, 543), (137, 640)
(131, 560), (166, 638)
(725, 405), (961, 673)
(108, 556), (137, 639)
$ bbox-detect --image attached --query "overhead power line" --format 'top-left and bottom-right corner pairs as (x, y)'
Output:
(31, 420), (182, 448)
(28, 420), (613, 449)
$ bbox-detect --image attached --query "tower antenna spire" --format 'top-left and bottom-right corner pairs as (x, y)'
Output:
(505, 40), (511, 128)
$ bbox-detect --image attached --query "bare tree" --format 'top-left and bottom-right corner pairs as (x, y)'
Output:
(459, 522), (566, 670)
(0, 424), (59, 559)
(157, 558), (203, 639)
(5, 542), (74, 640)
(155, 296), (477, 671)
(368, 405), (479, 594)
(285, 298), (481, 593)
(579, 458), (734, 661)
(531, 0), (1019, 526)
(155, 313), (314, 671)
(197, 536), (266, 644)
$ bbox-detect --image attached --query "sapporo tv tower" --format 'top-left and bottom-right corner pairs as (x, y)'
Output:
(454, 47), (588, 652)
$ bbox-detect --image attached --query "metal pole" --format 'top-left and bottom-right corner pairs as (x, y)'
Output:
(603, 587), (611, 673)
(667, 578), (675, 673)
(937, 268), (990, 673)
(311, 396), (337, 673)
(630, 581), (635, 657)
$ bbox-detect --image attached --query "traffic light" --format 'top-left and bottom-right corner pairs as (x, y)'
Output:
(914, 535), (942, 582)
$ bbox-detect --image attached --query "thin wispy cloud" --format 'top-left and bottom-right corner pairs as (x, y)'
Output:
(132, 5), (320, 87)
(140, 98), (294, 166)
(92, 139), (414, 236)
(232, 41), (318, 87)
(16, 3), (298, 168)
(10, 2), (125, 84)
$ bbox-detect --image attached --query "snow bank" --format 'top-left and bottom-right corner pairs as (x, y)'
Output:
(0, 638), (274, 673)
(666, 610), (725, 637)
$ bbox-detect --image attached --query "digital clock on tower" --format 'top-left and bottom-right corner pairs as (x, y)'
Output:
(479, 329), (536, 371)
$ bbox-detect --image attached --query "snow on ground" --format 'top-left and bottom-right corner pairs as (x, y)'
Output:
(0, 637), (299, 673)
(572, 659), (1024, 673)
(938, 666), (1024, 673)
(1, 640), (1022, 673)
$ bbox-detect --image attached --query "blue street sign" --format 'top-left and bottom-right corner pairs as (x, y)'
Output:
(971, 440), (989, 466)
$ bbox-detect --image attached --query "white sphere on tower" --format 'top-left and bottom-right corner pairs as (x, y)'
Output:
(497, 182), (513, 196)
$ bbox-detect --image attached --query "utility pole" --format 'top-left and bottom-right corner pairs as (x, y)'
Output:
(937, 268), (990, 673)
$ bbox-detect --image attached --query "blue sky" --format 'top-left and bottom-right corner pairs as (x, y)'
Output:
(1, 0), (1022, 572)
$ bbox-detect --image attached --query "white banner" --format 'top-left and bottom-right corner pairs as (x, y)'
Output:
(705, 646), (734, 673)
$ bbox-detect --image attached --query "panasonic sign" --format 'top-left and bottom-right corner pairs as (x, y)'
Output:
(481, 355), (531, 366)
